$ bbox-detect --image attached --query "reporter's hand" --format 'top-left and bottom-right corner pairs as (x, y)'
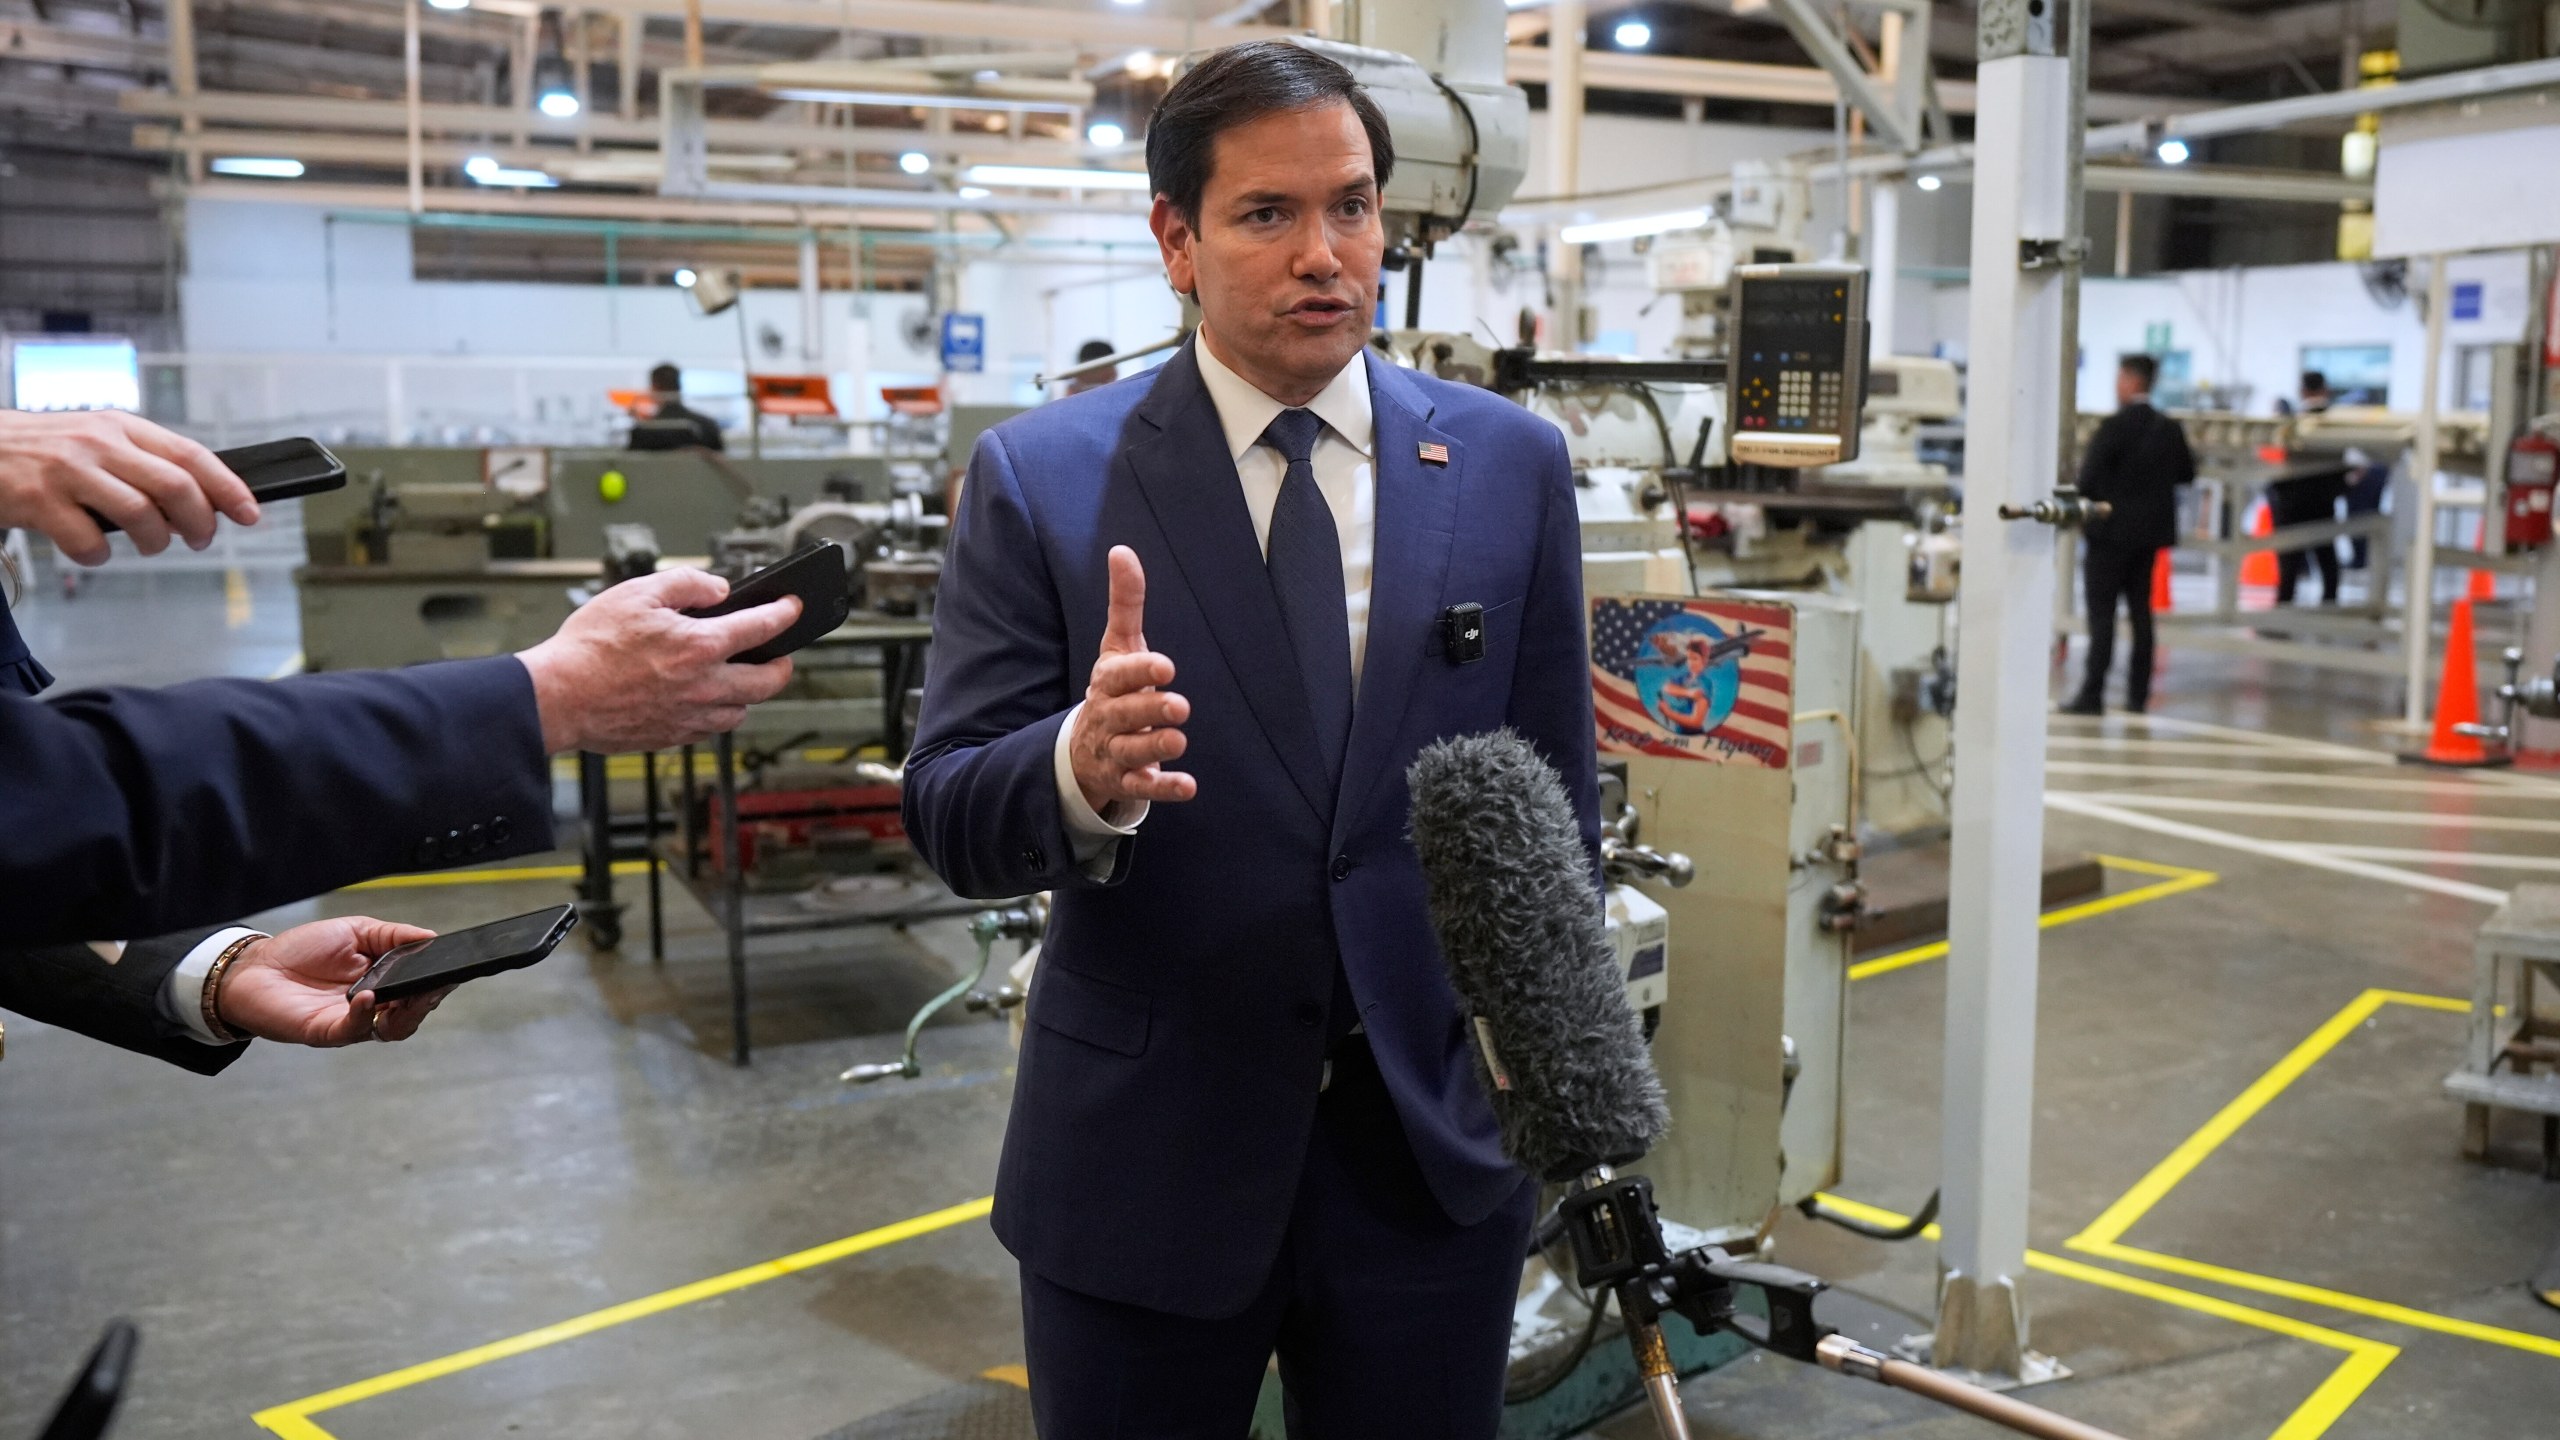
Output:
(515, 567), (800, 754)
(1068, 546), (1195, 814)
(216, 916), (451, 1047)
(0, 410), (259, 564)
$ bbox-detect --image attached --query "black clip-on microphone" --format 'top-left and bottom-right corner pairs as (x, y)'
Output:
(1408, 732), (2129, 1440)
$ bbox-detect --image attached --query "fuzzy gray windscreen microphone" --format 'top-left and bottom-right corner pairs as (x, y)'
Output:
(1407, 729), (1670, 1181)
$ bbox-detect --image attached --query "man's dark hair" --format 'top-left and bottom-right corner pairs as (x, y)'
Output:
(1076, 338), (1117, 364)
(1145, 40), (1395, 225)
(649, 362), (682, 392)
(2119, 353), (2158, 389)
(2301, 369), (2328, 395)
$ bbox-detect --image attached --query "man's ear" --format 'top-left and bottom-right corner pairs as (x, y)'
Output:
(1150, 194), (1196, 300)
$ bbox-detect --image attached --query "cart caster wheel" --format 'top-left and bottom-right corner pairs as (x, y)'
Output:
(591, 917), (623, 951)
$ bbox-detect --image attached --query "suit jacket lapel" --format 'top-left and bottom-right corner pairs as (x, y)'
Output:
(1124, 341), (1335, 829)
(1337, 360), (1460, 838)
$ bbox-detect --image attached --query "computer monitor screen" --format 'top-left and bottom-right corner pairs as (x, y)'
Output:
(10, 338), (141, 411)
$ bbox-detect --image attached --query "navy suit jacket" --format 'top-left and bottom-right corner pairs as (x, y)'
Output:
(2, 597), (555, 947)
(2, 929), (250, 1076)
(903, 340), (1600, 1319)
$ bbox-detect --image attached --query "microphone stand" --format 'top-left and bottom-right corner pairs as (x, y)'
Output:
(1551, 1170), (2130, 1440)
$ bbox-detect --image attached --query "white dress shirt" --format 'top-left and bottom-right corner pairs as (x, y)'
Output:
(1051, 335), (1379, 859)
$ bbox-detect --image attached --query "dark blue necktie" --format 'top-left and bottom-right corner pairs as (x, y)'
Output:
(1258, 407), (1352, 793)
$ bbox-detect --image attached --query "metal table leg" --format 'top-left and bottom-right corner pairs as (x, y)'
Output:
(718, 730), (749, 1066)
(643, 749), (665, 962)
(577, 750), (624, 951)
(681, 743), (699, 879)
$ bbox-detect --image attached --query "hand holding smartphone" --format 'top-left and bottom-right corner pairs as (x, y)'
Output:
(348, 905), (579, 1002)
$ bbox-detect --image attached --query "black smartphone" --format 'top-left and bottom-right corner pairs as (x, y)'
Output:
(348, 905), (579, 1003)
(36, 1319), (136, 1440)
(90, 436), (347, 535)
(681, 539), (853, 663)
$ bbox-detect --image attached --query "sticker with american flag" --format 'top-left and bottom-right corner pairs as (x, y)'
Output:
(1590, 595), (1795, 767)
(1417, 441), (1449, 466)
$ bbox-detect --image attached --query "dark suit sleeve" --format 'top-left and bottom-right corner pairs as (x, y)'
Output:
(3, 655), (553, 947)
(1505, 425), (1605, 894)
(903, 429), (1123, 900)
(1, 930), (250, 1076)
(2077, 410), (2135, 504)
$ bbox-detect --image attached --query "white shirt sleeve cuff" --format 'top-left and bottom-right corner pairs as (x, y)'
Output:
(162, 927), (265, 1045)
(1052, 701), (1151, 839)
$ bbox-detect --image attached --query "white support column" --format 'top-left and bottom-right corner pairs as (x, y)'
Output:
(404, 0), (424, 214)
(1548, 0), (1585, 351)
(620, 10), (641, 119)
(168, 0), (203, 183)
(799, 231), (823, 368)
(1937, 43), (2070, 1381)
(2403, 252), (2451, 726)
(1869, 180), (1901, 361)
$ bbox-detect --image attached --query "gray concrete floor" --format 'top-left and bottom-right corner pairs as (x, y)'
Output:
(6, 556), (2559, 1438)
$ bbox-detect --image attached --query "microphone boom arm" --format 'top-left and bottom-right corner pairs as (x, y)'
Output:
(1549, 1171), (2128, 1440)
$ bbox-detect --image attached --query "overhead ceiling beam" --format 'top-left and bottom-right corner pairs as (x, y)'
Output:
(176, 175), (953, 227)
(1506, 44), (2189, 121)
(119, 89), (1096, 160)
(569, 0), (1289, 50)
(2091, 0), (2375, 82)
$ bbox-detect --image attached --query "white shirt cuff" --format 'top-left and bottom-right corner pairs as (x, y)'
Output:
(162, 927), (265, 1045)
(1052, 701), (1148, 870)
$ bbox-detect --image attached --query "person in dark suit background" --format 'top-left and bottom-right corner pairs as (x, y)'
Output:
(2270, 369), (2349, 605)
(0, 407), (803, 946)
(4, 915), (453, 1074)
(2064, 354), (2196, 715)
(903, 42), (1597, 1437)
(626, 362), (727, 451)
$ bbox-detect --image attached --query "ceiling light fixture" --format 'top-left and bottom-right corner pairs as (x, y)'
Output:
(963, 163), (1151, 191)
(958, 185), (992, 199)
(1558, 208), (1707, 245)
(1087, 120), (1126, 147)
(210, 156), (305, 179)
(464, 154), (560, 188)
(427, 0), (471, 9)
(2156, 137), (2191, 165)
(1915, 173), (1943, 191)
(674, 267), (699, 288)
(899, 150), (932, 175)
(532, 10), (579, 118)
(1614, 19), (1652, 48)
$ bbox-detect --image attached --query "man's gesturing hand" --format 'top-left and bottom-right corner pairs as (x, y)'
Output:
(1070, 546), (1196, 815)
(516, 568), (800, 754)
(217, 916), (448, 1047)
(0, 410), (259, 565)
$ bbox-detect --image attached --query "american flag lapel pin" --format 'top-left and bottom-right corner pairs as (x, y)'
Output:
(1417, 441), (1449, 466)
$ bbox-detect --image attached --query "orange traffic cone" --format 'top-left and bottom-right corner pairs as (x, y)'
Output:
(2240, 502), (2279, 588)
(2151, 548), (2174, 612)
(2407, 598), (2508, 768)
(2469, 567), (2496, 602)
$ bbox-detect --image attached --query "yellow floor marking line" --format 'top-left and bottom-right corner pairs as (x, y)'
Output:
(1848, 855), (2218, 982)
(339, 859), (652, 892)
(1812, 1194), (2397, 1440)
(2067, 988), (2560, 1362)
(253, 1196), (995, 1439)
(982, 1364), (1031, 1389)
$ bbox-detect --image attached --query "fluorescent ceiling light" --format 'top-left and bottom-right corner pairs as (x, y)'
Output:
(210, 156), (304, 179)
(464, 155), (560, 188)
(963, 163), (1151, 191)
(1087, 120), (1126, 147)
(2157, 137), (2191, 165)
(1112, 0), (1143, 6)
(958, 185), (991, 199)
(1915, 173), (1943, 191)
(1558, 208), (1707, 245)
(427, 0), (470, 8)
(1614, 19), (1652, 48)
(899, 150), (932, 175)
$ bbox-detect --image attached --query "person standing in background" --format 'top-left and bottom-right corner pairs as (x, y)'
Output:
(1063, 338), (1122, 396)
(2270, 370), (2348, 604)
(2065, 354), (2196, 716)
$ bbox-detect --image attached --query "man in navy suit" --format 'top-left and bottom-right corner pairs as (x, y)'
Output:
(904, 40), (1598, 1436)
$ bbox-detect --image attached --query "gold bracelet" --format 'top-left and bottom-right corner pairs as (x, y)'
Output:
(199, 934), (261, 1045)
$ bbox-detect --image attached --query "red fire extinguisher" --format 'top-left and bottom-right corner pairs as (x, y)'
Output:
(2508, 428), (2560, 552)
